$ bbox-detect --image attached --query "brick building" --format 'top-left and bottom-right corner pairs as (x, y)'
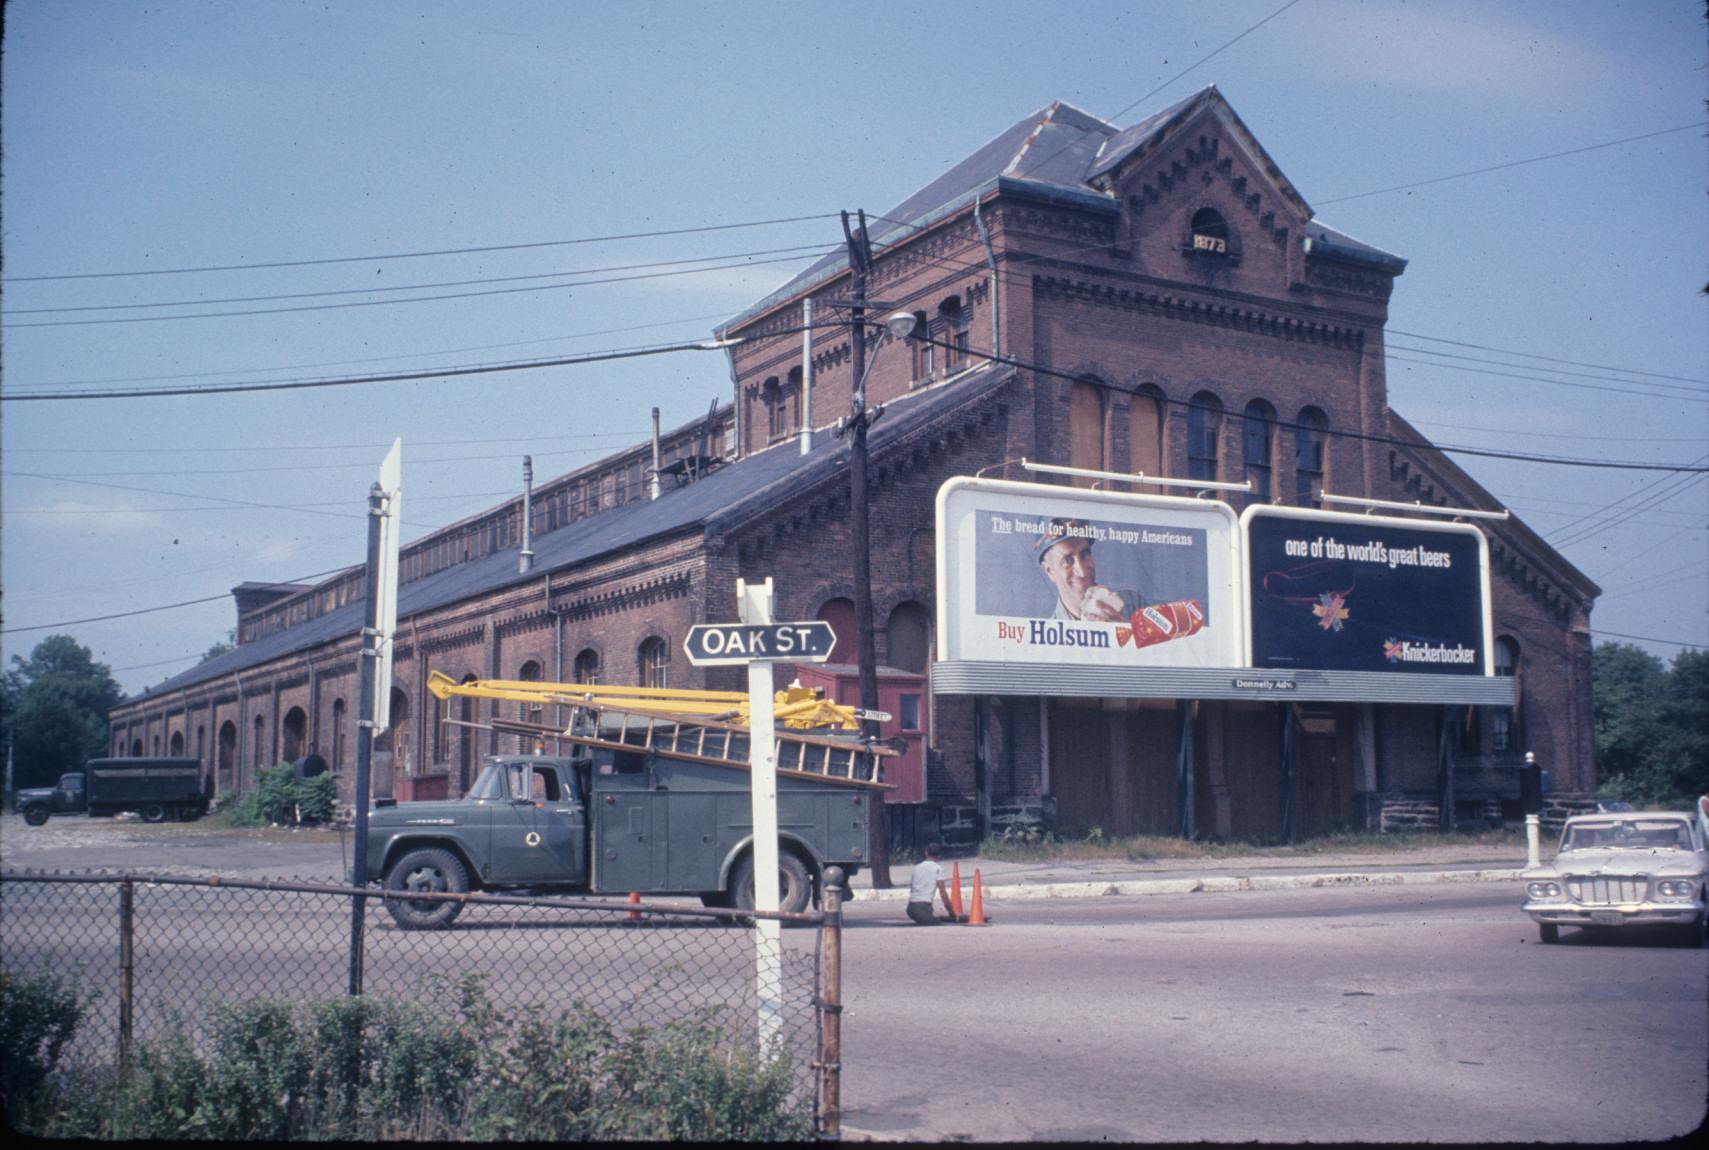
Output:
(110, 87), (1598, 844)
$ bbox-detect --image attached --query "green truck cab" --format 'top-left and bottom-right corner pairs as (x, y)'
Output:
(365, 745), (876, 929)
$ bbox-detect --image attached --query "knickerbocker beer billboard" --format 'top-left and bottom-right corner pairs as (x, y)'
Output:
(1242, 505), (1493, 675)
(936, 478), (1241, 668)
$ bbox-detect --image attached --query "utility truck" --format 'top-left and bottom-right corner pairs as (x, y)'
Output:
(364, 672), (893, 929)
(17, 757), (208, 825)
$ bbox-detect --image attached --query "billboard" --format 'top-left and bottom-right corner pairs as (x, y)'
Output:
(936, 478), (1241, 668)
(1242, 506), (1492, 675)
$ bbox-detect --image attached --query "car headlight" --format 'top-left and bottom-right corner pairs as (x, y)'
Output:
(1526, 881), (1564, 900)
(1655, 880), (1698, 900)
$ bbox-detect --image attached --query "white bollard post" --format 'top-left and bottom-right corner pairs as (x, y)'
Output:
(1525, 813), (1541, 869)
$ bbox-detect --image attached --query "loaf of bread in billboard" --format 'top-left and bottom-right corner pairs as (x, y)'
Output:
(1116, 600), (1206, 649)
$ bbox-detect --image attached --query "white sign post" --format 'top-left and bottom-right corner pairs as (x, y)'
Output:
(682, 579), (840, 1052)
(737, 578), (783, 1049)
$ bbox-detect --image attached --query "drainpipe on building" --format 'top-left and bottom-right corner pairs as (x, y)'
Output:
(725, 344), (744, 460)
(800, 298), (814, 455)
(973, 197), (999, 354)
(650, 409), (663, 500)
(519, 456), (535, 574)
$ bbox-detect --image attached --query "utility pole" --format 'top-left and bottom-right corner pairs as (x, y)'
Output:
(842, 209), (893, 888)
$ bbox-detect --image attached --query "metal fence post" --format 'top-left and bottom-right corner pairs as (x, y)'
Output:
(117, 878), (134, 1074)
(818, 866), (844, 1140)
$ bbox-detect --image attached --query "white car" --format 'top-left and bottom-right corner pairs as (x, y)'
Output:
(1523, 811), (1708, 945)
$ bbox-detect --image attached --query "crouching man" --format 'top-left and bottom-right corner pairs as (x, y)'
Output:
(906, 841), (957, 925)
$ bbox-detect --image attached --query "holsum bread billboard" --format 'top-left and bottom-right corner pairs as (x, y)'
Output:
(936, 478), (1241, 668)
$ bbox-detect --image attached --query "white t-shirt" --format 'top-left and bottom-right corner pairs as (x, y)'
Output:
(908, 858), (945, 903)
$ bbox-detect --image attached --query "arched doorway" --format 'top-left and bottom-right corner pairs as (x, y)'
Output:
(168, 731), (185, 756)
(217, 721), (237, 794)
(282, 707), (308, 763)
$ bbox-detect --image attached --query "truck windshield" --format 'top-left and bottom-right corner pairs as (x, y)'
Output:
(467, 764), (510, 801)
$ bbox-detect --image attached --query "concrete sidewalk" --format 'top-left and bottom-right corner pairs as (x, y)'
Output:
(848, 841), (1536, 902)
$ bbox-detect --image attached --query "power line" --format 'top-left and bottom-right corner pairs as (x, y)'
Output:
(2, 250), (825, 329)
(0, 244), (834, 317)
(0, 213), (841, 283)
(0, 564), (355, 636)
(1386, 327), (1708, 388)
(0, 335), (738, 401)
(1593, 629), (1706, 651)
(1314, 123), (1708, 206)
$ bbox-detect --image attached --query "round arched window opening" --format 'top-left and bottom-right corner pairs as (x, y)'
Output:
(1190, 208), (1229, 255)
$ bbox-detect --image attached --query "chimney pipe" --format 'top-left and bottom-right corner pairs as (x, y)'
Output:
(519, 455), (535, 574)
(650, 407), (662, 500)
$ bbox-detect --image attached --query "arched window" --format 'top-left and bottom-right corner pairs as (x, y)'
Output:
(282, 706), (307, 763)
(939, 296), (968, 369)
(573, 648), (601, 685)
(251, 716), (265, 773)
(1295, 407), (1327, 507)
(518, 660), (544, 727)
(817, 598), (858, 666)
(910, 310), (933, 380)
(1068, 378), (1106, 481)
(762, 376), (785, 440)
(1129, 386), (1166, 478)
(1243, 399), (1276, 504)
(331, 699), (346, 772)
(1493, 636), (1522, 751)
(1190, 207), (1230, 255)
(1187, 391), (1223, 482)
(169, 731), (185, 756)
(638, 637), (670, 690)
(885, 601), (932, 674)
(786, 366), (804, 431)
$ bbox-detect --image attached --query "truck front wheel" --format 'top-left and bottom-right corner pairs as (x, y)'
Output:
(383, 848), (469, 930)
(731, 851), (813, 915)
(23, 805), (50, 827)
(140, 803), (169, 823)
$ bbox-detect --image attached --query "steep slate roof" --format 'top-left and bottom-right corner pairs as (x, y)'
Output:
(720, 86), (1402, 333)
(129, 363), (1015, 703)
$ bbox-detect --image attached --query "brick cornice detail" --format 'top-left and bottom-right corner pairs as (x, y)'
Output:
(551, 572), (693, 622)
(1034, 274), (1365, 350)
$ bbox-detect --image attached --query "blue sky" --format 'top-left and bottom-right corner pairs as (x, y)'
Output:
(3, 0), (1705, 697)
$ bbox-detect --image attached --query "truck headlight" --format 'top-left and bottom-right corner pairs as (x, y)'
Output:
(1655, 880), (1698, 900)
(1526, 881), (1563, 900)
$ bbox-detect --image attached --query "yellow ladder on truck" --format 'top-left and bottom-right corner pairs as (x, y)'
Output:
(425, 671), (893, 788)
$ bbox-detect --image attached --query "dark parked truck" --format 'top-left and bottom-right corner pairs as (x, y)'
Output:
(18, 757), (208, 826)
(364, 673), (892, 929)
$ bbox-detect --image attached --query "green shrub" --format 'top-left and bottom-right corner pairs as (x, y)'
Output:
(228, 763), (335, 827)
(0, 970), (88, 1130)
(11, 974), (811, 1142)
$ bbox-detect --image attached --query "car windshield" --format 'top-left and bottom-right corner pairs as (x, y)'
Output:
(1561, 817), (1692, 852)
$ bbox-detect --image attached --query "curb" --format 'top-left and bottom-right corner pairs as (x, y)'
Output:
(854, 867), (1524, 902)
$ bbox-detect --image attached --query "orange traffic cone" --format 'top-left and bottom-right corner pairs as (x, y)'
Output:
(967, 869), (988, 926)
(626, 891), (642, 921)
(949, 861), (965, 919)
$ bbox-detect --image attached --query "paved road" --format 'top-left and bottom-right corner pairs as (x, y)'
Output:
(834, 885), (1708, 1143)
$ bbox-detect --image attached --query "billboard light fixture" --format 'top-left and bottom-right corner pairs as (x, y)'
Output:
(1319, 490), (1510, 522)
(1021, 458), (1252, 494)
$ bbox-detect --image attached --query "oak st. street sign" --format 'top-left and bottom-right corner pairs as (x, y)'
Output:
(682, 621), (838, 666)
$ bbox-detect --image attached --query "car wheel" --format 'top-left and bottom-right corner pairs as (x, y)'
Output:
(383, 848), (469, 930)
(140, 803), (169, 823)
(731, 850), (814, 916)
(23, 805), (49, 827)
(1538, 922), (1560, 944)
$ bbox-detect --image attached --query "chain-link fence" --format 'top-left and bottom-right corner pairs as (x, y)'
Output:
(0, 871), (843, 1136)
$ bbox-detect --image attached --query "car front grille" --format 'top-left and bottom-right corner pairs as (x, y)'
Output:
(1566, 875), (1649, 905)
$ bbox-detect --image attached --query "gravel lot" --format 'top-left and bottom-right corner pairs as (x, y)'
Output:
(0, 812), (350, 881)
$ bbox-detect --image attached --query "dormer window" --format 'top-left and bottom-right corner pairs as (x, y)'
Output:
(1190, 208), (1229, 255)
